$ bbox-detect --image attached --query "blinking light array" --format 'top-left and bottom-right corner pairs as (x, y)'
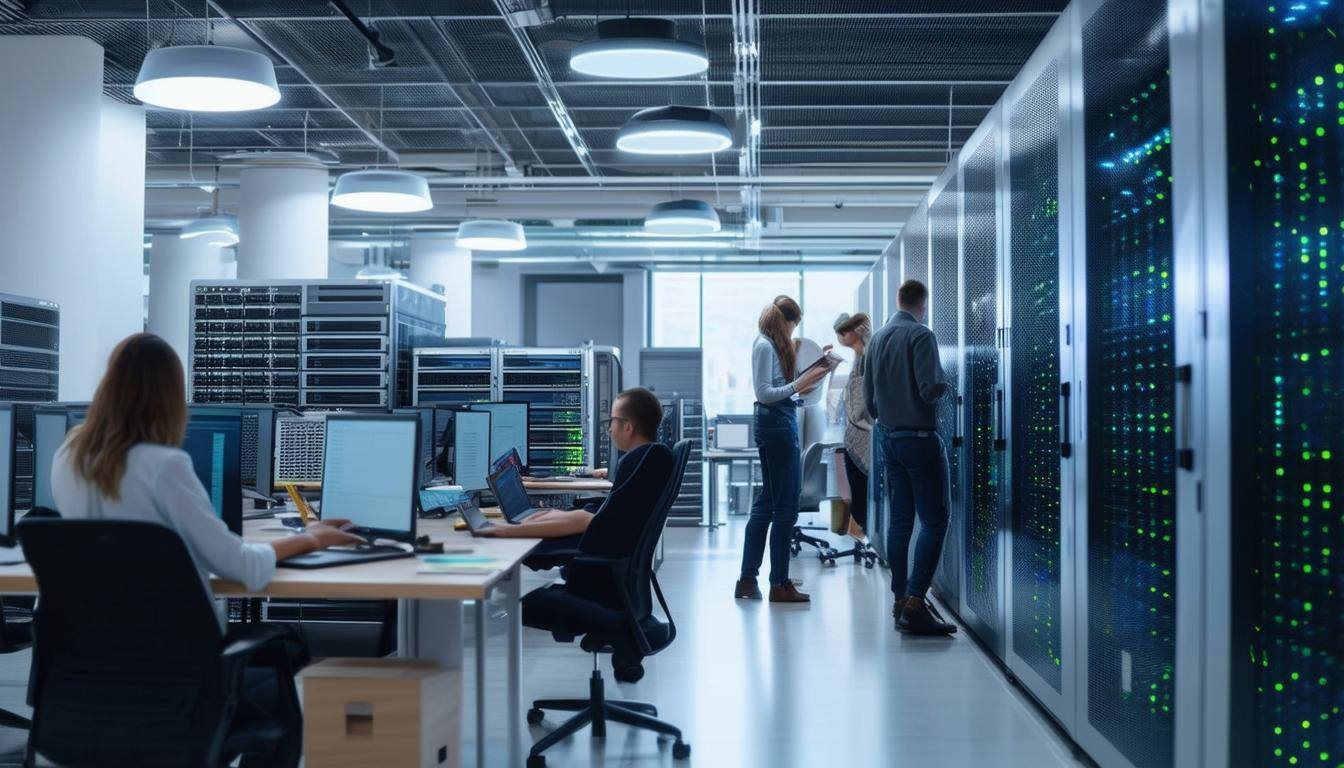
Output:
(1082, 2), (1176, 765)
(1009, 62), (1064, 691)
(1231, 3), (1343, 767)
(962, 135), (1002, 629)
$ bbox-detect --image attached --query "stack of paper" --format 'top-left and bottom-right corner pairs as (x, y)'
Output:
(417, 555), (503, 575)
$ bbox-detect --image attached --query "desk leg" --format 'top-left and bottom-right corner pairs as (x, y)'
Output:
(505, 565), (523, 767)
(474, 598), (487, 768)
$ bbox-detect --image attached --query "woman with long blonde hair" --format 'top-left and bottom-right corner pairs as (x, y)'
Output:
(734, 296), (829, 603)
(52, 333), (360, 616)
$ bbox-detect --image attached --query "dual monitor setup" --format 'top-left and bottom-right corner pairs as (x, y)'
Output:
(0, 400), (534, 567)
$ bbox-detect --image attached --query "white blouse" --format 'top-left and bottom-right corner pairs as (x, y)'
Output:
(51, 440), (276, 625)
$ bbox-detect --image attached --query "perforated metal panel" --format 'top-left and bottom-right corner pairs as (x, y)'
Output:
(929, 179), (961, 603)
(960, 131), (1001, 635)
(1008, 62), (1063, 693)
(1224, 6), (1344, 768)
(902, 208), (929, 288)
(1082, 2), (1176, 765)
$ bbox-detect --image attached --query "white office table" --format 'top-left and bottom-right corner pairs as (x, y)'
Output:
(0, 518), (538, 768)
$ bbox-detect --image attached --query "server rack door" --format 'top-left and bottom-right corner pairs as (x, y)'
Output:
(929, 175), (963, 606)
(958, 118), (1008, 654)
(1216, 5), (1344, 768)
(1001, 10), (1077, 731)
(903, 205), (930, 294)
(1076, 0), (1179, 766)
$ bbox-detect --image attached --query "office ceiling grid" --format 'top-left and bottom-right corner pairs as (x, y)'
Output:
(2, 0), (1066, 175)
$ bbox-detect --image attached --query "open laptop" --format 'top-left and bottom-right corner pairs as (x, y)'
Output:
(456, 499), (495, 536)
(279, 414), (419, 569)
(486, 461), (548, 523)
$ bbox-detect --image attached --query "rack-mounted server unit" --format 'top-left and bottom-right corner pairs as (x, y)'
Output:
(640, 347), (705, 525)
(189, 279), (447, 410)
(0, 292), (59, 513)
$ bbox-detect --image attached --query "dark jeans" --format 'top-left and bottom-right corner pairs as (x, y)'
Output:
(877, 425), (950, 598)
(842, 449), (868, 531)
(739, 403), (801, 586)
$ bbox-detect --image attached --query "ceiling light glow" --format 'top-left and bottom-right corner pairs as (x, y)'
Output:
(331, 170), (434, 213)
(570, 18), (709, 79)
(644, 199), (722, 236)
(180, 214), (239, 246)
(134, 45), (280, 112)
(616, 106), (733, 155)
(457, 219), (527, 251)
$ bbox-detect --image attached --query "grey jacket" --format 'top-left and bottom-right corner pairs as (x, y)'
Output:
(863, 310), (948, 430)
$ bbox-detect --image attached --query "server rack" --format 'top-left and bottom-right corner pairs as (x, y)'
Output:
(639, 347), (704, 525)
(0, 293), (59, 513)
(1001, 12), (1078, 739)
(928, 166), (964, 608)
(412, 347), (497, 406)
(189, 279), (447, 410)
(1170, 3), (1343, 767)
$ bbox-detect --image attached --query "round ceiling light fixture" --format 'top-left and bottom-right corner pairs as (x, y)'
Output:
(456, 219), (527, 251)
(134, 45), (280, 112)
(616, 106), (733, 155)
(330, 170), (434, 213)
(179, 214), (239, 247)
(644, 199), (721, 236)
(570, 18), (708, 79)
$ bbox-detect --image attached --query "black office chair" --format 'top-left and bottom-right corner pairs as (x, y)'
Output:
(17, 518), (305, 768)
(520, 440), (692, 768)
(792, 440), (840, 558)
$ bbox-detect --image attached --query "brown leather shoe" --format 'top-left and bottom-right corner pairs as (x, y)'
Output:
(734, 579), (762, 600)
(768, 580), (810, 603)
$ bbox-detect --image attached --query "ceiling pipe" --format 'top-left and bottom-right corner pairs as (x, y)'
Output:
(327, 0), (398, 67)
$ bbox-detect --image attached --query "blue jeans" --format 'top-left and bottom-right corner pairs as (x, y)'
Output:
(739, 403), (801, 586)
(877, 425), (950, 598)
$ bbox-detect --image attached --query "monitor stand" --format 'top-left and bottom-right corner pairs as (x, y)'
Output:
(0, 544), (23, 566)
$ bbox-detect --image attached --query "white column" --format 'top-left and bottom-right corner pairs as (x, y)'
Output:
(409, 236), (472, 336)
(147, 235), (233, 361)
(236, 159), (329, 280)
(95, 98), (147, 360)
(0, 36), (145, 399)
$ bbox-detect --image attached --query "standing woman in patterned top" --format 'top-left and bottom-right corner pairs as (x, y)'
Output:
(734, 296), (829, 603)
(834, 312), (873, 539)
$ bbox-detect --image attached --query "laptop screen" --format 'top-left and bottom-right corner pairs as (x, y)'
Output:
(321, 415), (419, 541)
(488, 462), (532, 521)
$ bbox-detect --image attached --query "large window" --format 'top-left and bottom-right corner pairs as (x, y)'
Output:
(649, 269), (867, 419)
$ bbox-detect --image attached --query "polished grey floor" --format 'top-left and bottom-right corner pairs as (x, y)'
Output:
(0, 515), (1090, 767)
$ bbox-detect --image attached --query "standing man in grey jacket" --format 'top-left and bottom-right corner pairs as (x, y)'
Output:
(863, 279), (957, 635)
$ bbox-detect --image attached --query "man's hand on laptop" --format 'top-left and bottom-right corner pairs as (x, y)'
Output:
(307, 524), (366, 549)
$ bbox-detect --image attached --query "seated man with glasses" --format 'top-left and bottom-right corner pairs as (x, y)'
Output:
(476, 387), (672, 544)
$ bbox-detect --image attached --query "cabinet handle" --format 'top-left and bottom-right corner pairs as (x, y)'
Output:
(1176, 364), (1194, 471)
(952, 393), (965, 448)
(1060, 381), (1072, 458)
(993, 388), (1007, 452)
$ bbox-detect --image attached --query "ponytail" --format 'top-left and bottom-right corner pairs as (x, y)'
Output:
(758, 295), (802, 380)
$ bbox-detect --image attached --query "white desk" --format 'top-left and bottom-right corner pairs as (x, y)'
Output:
(702, 448), (759, 526)
(0, 518), (537, 767)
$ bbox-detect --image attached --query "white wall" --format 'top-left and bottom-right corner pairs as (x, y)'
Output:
(0, 36), (144, 398)
(95, 98), (147, 356)
(471, 264), (646, 384)
(147, 236), (233, 361)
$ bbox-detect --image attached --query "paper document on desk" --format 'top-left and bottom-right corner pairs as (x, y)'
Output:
(417, 555), (505, 575)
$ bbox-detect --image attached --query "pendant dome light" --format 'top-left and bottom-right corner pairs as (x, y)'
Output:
(180, 214), (239, 246)
(570, 18), (708, 79)
(135, 45), (280, 112)
(644, 199), (721, 236)
(331, 170), (434, 213)
(616, 106), (733, 155)
(456, 220), (527, 252)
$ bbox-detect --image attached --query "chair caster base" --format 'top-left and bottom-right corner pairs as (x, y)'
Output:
(527, 755), (546, 768)
(673, 740), (691, 760)
(527, 707), (545, 725)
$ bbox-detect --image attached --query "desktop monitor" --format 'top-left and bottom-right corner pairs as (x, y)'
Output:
(30, 403), (87, 511)
(320, 414), (419, 542)
(432, 406), (492, 493)
(0, 405), (15, 547)
(714, 422), (752, 450)
(184, 407), (243, 534)
(468, 402), (529, 467)
(393, 406), (436, 488)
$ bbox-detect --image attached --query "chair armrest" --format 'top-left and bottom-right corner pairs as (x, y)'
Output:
(220, 624), (302, 690)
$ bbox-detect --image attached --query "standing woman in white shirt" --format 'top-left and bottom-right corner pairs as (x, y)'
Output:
(734, 296), (830, 603)
(51, 333), (360, 600)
